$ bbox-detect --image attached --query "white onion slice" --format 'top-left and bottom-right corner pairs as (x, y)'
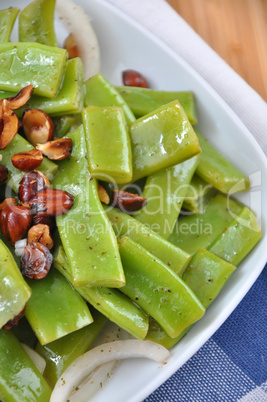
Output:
(50, 340), (170, 402)
(14, 238), (27, 256)
(68, 361), (119, 402)
(69, 325), (130, 402)
(21, 343), (46, 374)
(56, 0), (100, 80)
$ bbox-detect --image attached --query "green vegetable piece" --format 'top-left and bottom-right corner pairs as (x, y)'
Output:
(182, 174), (216, 214)
(0, 8), (20, 43)
(118, 236), (205, 338)
(53, 115), (75, 138)
(0, 240), (31, 329)
(11, 317), (37, 349)
(208, 207), (262, 265)
(82, 105), (133, 183)
(52, 125), (125, 288)
(168, 193), (243, 255)
(0, 330), (51, 402)
(54, 245), (149, 340)
(135, 156), (199, 238)
(117, 86), (198, 125)
(147, 249), (236, 349)
(84, 73), (136, 125)
(183, 248), (236, 307)
(19, 0), (57, 47)
(36, 309), (107, 387)
(196, 131), (250, 194)
(0, 42), (67, 98)
(25, 269), (93, 345)
(19, 58), (85, 117)
(0, 134), (58, 193)
(130, 100), (201, 182)
(104, 205), (191, 277)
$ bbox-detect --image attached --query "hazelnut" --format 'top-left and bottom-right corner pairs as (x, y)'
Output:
(3, 85), (34, 110)
(27, 224), (54, 250)
(22, 109), (54, 147)
(98, 184), (110, 205)
(28, 188), (74, 217)
(18, 170), (50, 204)
(64, 33), (79, 59)
(32, 215), (56, 232)
(0, 198), (17, 211)
(0, 164), (8, 183)
(0, 99), (19, 150)
(11, 149), (43, 172)
(20, 242), (53, 280)
(112, 190), (147, 213)
(0, 205), (32, 245)
(3, 305), (26, 330)
(36, 138), (72, 160)
(122, 70), (149, 88)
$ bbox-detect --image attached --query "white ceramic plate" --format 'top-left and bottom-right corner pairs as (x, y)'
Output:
(4, 0), (267, 401)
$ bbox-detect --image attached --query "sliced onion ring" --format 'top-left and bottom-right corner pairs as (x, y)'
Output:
(50, 340), (170, 402)
(56, 0), (100, 80)
(21, 343), (46, 374)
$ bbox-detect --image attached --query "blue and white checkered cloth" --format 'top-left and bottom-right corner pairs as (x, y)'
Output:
(146, 264), (267, 402)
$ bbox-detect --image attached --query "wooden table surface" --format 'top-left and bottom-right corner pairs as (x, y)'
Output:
(166, 0), (267, 101)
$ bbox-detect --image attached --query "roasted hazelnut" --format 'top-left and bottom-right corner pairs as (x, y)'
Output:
(11, 149), (43, 172)
(98, 184), (110, 205)
(0, 99), (19, 150)
(122, 70), (149, 88)
(20, 242), (53, 280)
(3, 85), (34, 110)
(112, 190), (147, 212)
(36, 138), (72, 160)
(64, 33), (79, 59)
(0, 205), (32, 245)
(0, 164), (8, 183)
(22, 109), (54, 147)
(18, 170), (50, 204)
(3, 305), (26, 330)
(28, 188), (74, 217)
(32, 215), (56, 232)
(0, 198), (17, 211)
(27, 224), (54, 250)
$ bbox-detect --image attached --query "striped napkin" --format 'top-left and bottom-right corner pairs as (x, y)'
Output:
(104, 1), (267, 400)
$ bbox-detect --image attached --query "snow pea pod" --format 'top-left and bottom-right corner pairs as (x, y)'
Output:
(82, 105), (133, 183)
(52, 125), (125, 288)
(0, 240), (31, 329)
(25, 269), (93, 345)
(146, 249), (236, 349)
(54, 245), (149, 340)
(0, 42), (67, 98)
(19, 0), (57, 47)
(196, 131), (250, 194)
(130, 100), (201, 182)
(84, 73), (136, 125)
(168, 193), (243, 255)
(35, 309), (107, 388)
(118, 236), (205, 338)
(182, 174), (216, 214)
(208, 206), (262, 265)
(116, 86), (198, 125)
(0, 329), (51, 402)
(0, 8), (20, 42)
(18, 58), (84, 117)
(135, 156), (199, 238)
(53, 116), (75, 138)
(104, 205), (190, 276)
(11, 317), (37, 349)
(0, 134), (58, 193)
